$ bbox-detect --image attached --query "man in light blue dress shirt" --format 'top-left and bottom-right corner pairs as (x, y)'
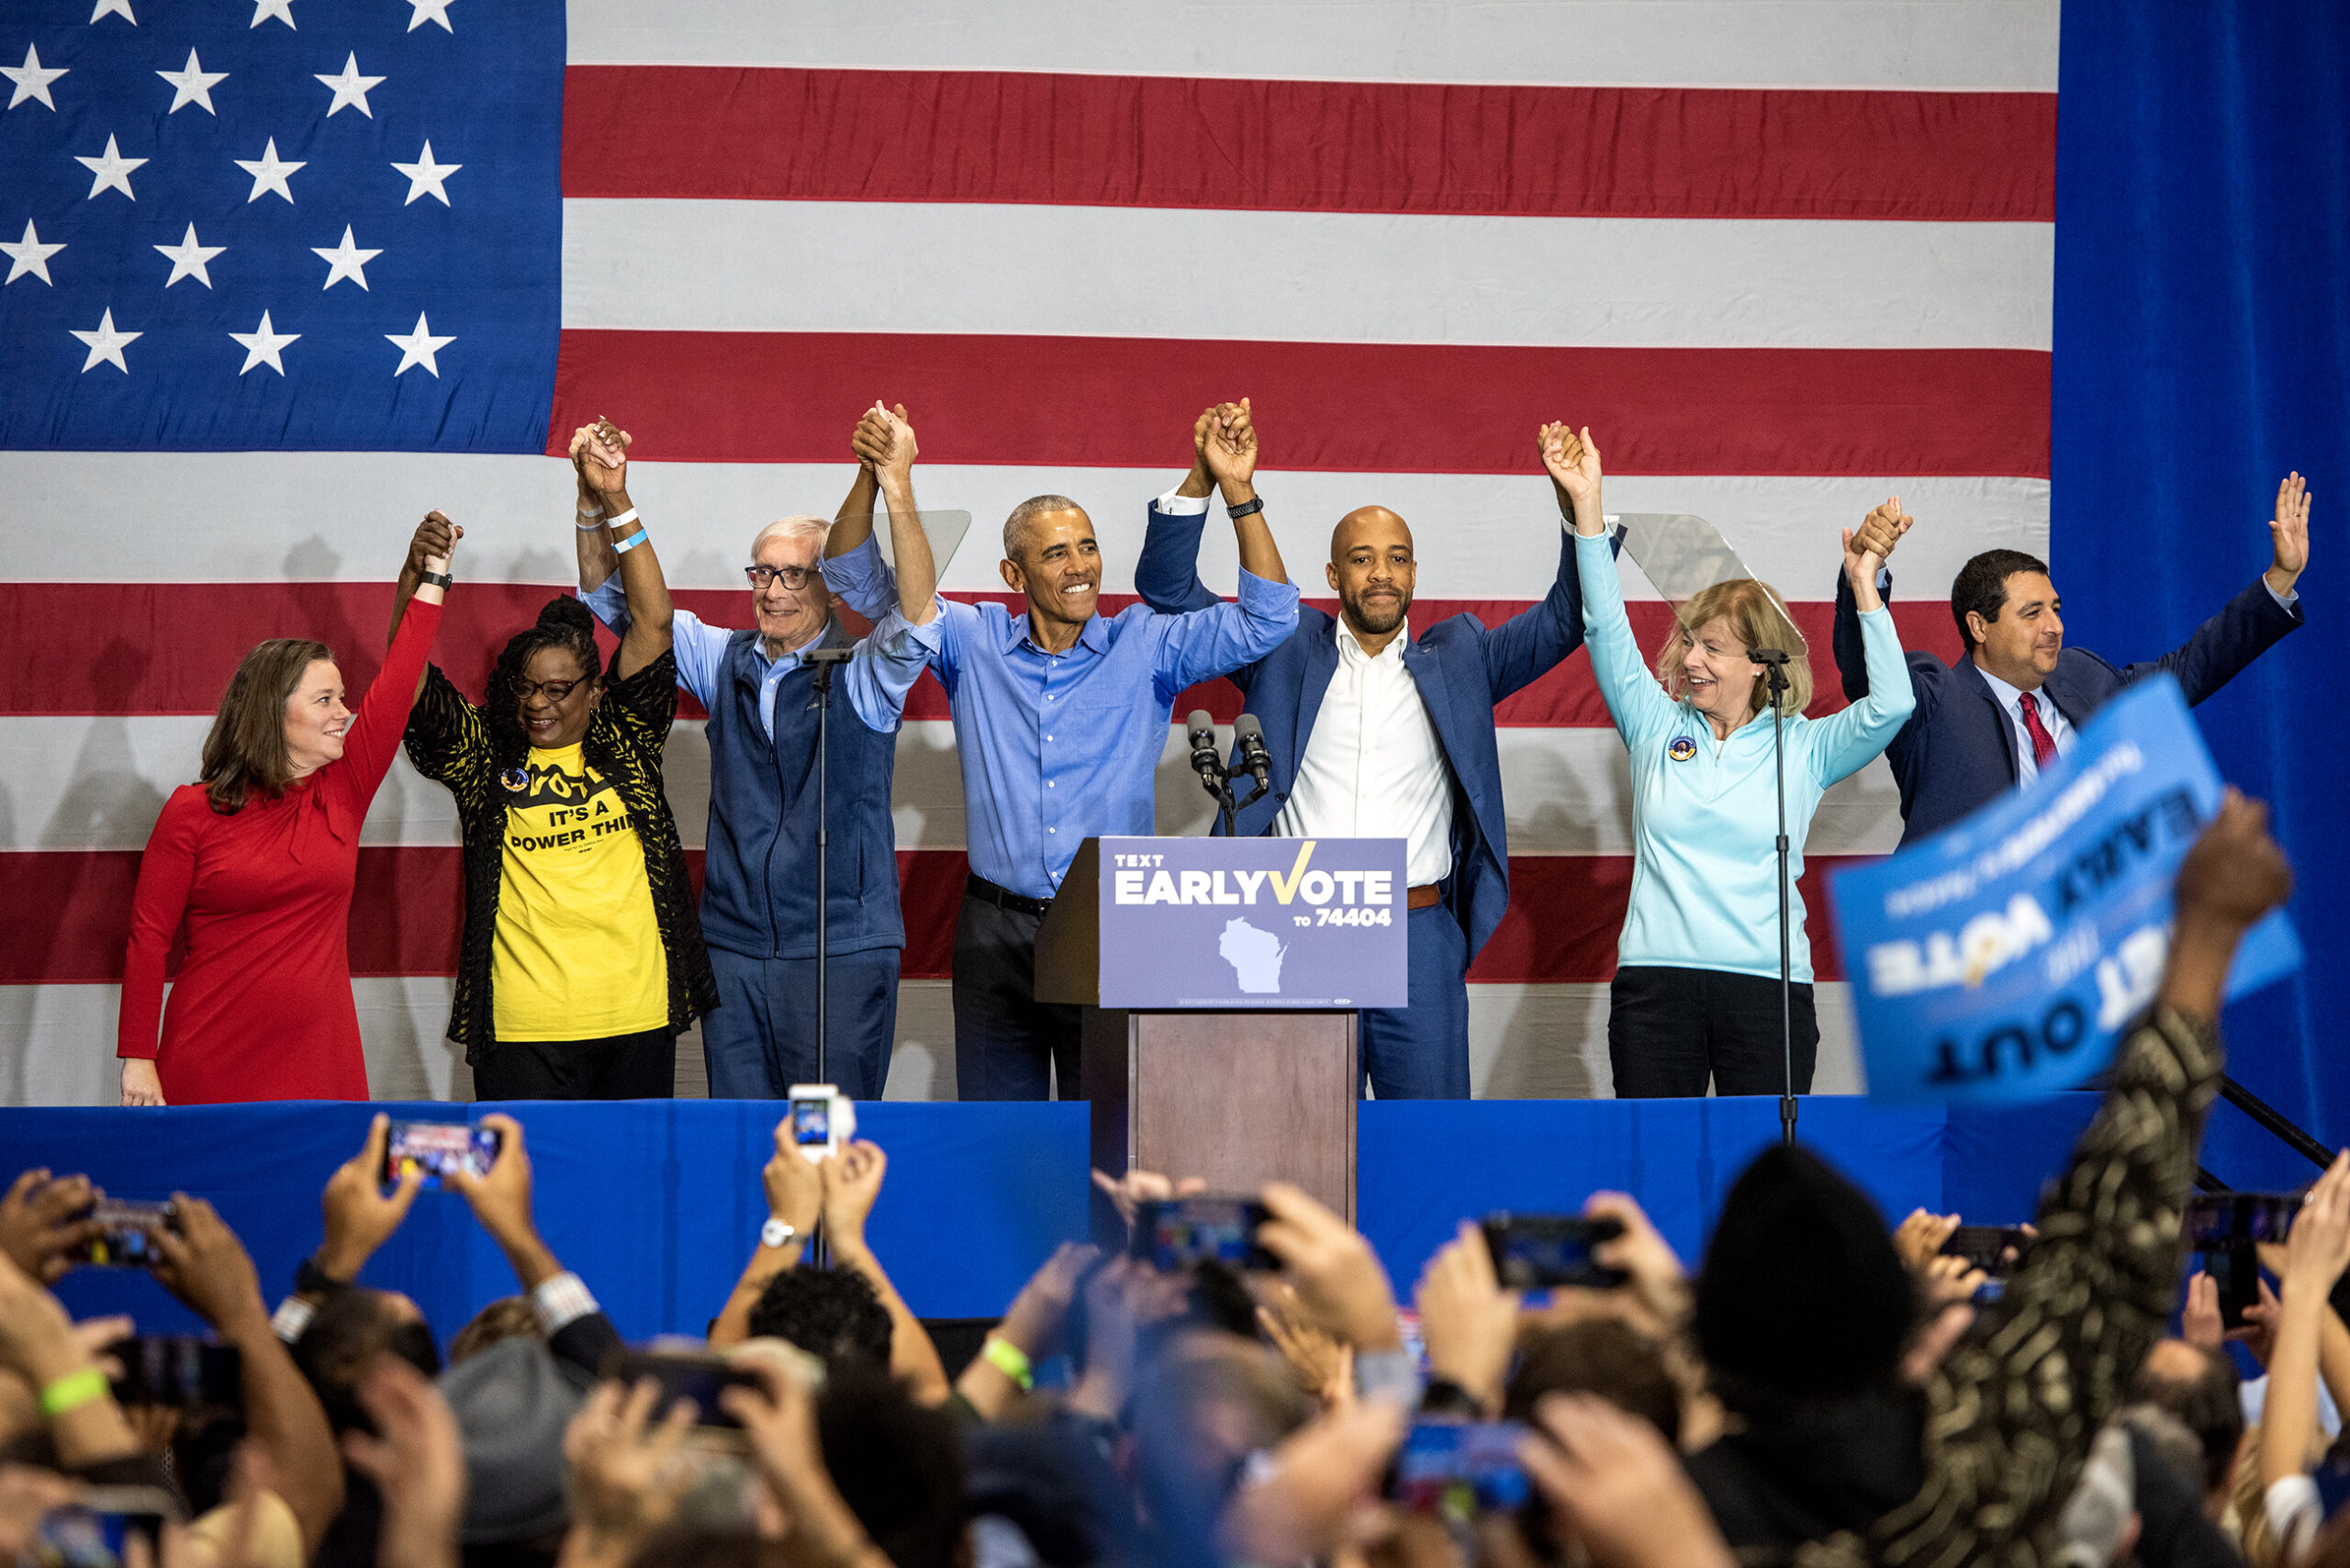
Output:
(825, 403), (1299, 1100)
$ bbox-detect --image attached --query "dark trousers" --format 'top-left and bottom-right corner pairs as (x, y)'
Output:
(474, 1025), (677, 1101)
(704, 944), (901, 1101)
(1607, 965), (1818, 1099)
(952, 892), (1081, 1101)
(1357, 902), (1472, 1100)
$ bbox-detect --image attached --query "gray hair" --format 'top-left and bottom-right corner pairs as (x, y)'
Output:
(1003, 494), (1084, 561)
(749, 514), (830, 560)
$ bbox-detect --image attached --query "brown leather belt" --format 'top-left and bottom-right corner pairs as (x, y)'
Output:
(1407, 884), (1442, 910)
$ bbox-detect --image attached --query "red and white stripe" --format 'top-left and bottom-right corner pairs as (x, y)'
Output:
(0, 0), (2056, 1104)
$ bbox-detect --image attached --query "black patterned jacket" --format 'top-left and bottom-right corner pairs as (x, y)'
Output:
(1796, 1004), (2223, 1568)
(403, 651), (718, 1058)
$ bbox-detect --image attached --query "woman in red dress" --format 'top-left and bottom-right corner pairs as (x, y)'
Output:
(116, 516), (459, 1105)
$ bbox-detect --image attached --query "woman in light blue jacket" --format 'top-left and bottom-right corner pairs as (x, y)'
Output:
(1540, 422), (1915, 1098)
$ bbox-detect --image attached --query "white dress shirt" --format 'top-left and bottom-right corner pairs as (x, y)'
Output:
(1975, 664), (2076, 785)
(1153, 486), (1457, 884)
(1272, 619), (1458, 887)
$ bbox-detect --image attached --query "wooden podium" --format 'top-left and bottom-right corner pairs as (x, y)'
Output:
(1035, 837), (1403, 1224)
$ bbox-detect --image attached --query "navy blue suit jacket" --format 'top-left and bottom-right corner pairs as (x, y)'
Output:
(1135, 503), (1594, 962)
(1830, 568), (2302, 846)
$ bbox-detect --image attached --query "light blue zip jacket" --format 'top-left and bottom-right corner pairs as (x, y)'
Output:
(1576, 531), (1915, 983)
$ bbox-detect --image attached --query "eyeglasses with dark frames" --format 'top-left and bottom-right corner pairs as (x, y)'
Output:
(746, 565), (818, 592)
(514, 678), (585, 703)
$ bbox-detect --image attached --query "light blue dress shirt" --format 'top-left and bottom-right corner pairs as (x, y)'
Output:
(576, 576), (940, 737)
(824, 536), (1301, 899)
(1973, 663), (2076, 785)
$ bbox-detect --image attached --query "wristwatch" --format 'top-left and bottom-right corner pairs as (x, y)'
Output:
(294, 1254), (352, 1297)
(760, 1217), (796, 1249)
(417, 570), (453, 589)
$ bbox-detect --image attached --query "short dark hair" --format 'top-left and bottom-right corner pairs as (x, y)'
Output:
(818, 1364), (968, 1568)
(2127, 1343), (2243, 1495)
(292, 1289), (442, 1433)
(745, 1265), (892, 1367)
(1950, 548), (2052, 649)
(1504, 1318), (1683, 1445)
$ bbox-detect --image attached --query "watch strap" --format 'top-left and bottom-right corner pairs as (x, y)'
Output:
(295, 1254), (352, 1297)
(417, 570), (453, 589)
(1226, 497), (1266, 520)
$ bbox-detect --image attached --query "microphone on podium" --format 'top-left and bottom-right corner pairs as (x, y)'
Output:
(1187, 710), (1226, 794)
(1232, 711), (1273, 791)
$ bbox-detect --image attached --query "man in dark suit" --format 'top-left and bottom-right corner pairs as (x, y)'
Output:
(1831, 475), (2310, 846)
(1136, 406), (1599, 1098)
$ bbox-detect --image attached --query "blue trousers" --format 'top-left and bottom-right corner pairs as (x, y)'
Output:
(703, 944), (901, 1101)
(1357, 902), (1472, 1100)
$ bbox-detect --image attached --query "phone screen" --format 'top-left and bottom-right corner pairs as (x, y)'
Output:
(1942, 1226), (2031, 1278)
(111, 1337), (241, 1408)
(383, 1121), (500, 1189)
(73, 1200), (175, 1269)
(1479, 1214), (1626, 1291)
(789, 1096), (833, 1148)
(600, 1350), (760, 1429)
(1389, 1421), (1532, 1520)
(33, 1490), (181, 1568)
(1132, 1197), (1274, 1271)
(2184, 1193), (2301, 1248)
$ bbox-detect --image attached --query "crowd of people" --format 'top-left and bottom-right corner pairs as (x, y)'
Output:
(110, 398), (2311, 1106)
(16, 801), (2349, 1567)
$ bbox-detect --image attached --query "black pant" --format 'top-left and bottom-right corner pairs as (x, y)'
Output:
(951, 892), (1082, 1100)
(1607, 966), (1817, 1099)
(473, 1025), (677, 1101)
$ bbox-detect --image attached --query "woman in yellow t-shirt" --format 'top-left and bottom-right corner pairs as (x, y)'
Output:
(397, 423), (717, 1098)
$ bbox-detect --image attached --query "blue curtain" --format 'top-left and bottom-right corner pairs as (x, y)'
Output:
(2054, 1), (2350, 1186)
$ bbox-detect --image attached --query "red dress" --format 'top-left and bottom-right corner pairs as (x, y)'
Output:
(117, 600), (442, 1104)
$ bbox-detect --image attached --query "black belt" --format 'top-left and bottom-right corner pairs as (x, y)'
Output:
(966, 873), (1053, 918)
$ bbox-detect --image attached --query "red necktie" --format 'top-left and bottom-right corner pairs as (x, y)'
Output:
(2017, 691), (2060, 772)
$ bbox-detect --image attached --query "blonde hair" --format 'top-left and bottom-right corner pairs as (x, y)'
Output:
(1656, 578), (1811, 718)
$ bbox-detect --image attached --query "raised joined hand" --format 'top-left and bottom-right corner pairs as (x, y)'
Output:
(819, 1138), (887, 1251)
(1203, 398), (1259, 492)
(405, 510), (463, 577)
(571, 417), (631, 499)
(851, 402), (917, 483)
(1539, 422), (1604, 531)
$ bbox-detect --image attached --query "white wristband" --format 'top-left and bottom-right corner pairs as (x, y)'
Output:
(576, 510), (607, 532)
(603, 507), (640, 531)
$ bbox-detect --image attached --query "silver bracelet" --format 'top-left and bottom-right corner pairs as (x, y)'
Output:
(576, 510), (607, 532)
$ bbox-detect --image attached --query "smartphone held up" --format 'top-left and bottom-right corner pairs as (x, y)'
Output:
(381, 1119), (501, 1190)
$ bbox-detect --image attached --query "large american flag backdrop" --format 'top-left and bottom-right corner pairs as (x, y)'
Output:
(0, 0), (2057, 1103)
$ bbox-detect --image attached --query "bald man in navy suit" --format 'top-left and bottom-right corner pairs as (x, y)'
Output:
(1136, 405), (1604, 1099)
(1830, 475), (2310, 846)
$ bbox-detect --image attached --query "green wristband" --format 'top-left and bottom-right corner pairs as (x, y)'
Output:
(979, 1336), (1034, 1391)
(39, 1367), (110, 1419)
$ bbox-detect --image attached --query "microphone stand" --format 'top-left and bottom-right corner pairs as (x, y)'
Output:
(804, 644), (856, 1092)
(1749, 647), (1798, 1147)
(803, 642), (855, 1269)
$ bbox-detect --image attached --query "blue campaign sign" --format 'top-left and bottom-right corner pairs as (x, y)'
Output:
(1095, 836), (1409, 1009)
(1829, 677), (2300, 1105)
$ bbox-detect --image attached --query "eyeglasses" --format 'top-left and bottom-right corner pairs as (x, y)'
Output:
(515, 678), (585, 702)
(746, 565), (817, 592)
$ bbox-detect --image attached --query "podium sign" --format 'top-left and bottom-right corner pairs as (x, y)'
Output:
(1089, 835), (1408, 1009)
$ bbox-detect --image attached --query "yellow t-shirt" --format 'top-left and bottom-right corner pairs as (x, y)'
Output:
(490, 743), (668, 1041)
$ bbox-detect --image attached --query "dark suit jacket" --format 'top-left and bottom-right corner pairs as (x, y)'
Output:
(1135, 503), (1594, 961)
(1830, 568), (2302, 846)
